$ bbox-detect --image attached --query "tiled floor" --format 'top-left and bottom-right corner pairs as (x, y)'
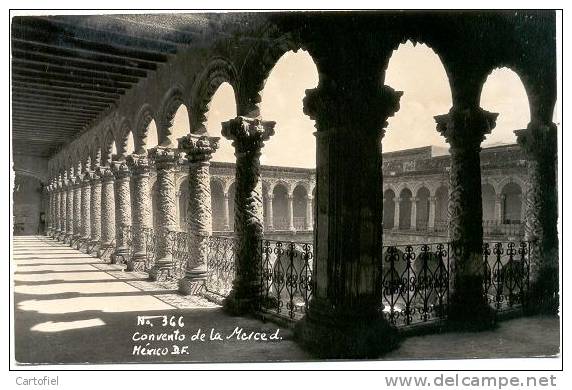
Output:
(13, 235), (560, 365)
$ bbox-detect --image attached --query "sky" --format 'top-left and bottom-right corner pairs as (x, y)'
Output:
(142, 41), (532, 168)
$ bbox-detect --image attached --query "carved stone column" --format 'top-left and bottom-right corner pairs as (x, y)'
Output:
(125, 154), (152, 271)
(81, 172), (91, 245)
(65, 173), (74, 244)
(428, 196), (436, 231)
(305, 194), (314, 230)
(435, 106), (497, 327)
(148, 146), (181, 281)
(58, 175), (66, 241)
(99, 166), (116, 255)
(89, 170), (102, 252)
(294, 64), (402, 358)
(111, 158), (132, 264)
(393, 198), (401, 230)
(178, 134), (219, 295)
(494, 194), (504, 224)
(221, 116), (275, 314)
(287, 192), (295, 231)
(410, 196), (417, 230)
(266, 192), (274, 231)
(222, 191), (230, 231)
(515, 121), (558, 313)
(45, 183), (53, 236)
(72, 175), (82, 247)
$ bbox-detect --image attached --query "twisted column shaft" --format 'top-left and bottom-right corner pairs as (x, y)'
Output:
(72, 177), (82, 244)
(435, 107), (497, 324)
(147, 147), (180, 281)
(99, 166), (116, 249)
(178, 134), (219, 295)
(221, 116), (275, 314)
(65, 176), (74, 242)
(112, 158), (132, 264)
(81, 176), (91, 240)
(89, 171), (102, 251)
(125, 154), (152, 271)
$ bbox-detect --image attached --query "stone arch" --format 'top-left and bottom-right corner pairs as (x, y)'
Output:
(133, 104), (157, 154)
(292, 184), (308, 230)
(115, 118), (134, 159)
(480, 66), (531, 145)
(482, 183), (497, 223)
(501, 181), (523, 224)
(190, 57), (239, 134)
(398, 188), (413, 230)
(210, 178), (226, 231)
(157, 85), (187, 146)
(272, 182), (289, 230)
(383, 188), (396, 229)
(238, 25), (304, 117)
(101, 127), (116, 166)
(416, 186), (431, 230)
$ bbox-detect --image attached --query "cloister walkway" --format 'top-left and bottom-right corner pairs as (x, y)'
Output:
(13, 236), (559, 364)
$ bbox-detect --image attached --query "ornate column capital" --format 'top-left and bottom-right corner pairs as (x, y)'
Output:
(514, 120), (558, 161)
(148, 146), (183, 170)
(111, 158), (131, 180)
(435, 107), (498, 151)
(304, 83), (402, 136)
(126, 154), (151, 176)
(178, 134), (219, 163)
(221, 116), (275, 153)
(97, 166), (115, 182)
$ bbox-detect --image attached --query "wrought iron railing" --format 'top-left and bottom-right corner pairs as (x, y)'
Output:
(259, 239), (314, 320)
(205, 235), (237, 297)
(380, 243), (450, 326)
(171, 231), (193, 280)
(483, 241), (530, 311)
(143, 227), (156, 271)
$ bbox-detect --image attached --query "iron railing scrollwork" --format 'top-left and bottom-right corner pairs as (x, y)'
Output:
(482, 241), (530, 311)
(381, 243), (450, 326)
(205, 235), (237, 297)
(259, 239), (314, 320)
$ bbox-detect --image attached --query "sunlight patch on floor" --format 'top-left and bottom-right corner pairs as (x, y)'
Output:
(18, 295), (176, 314)
(16, 281), (140, 295)
(15, 272), (116, 282)
(30, 318), (106, 332)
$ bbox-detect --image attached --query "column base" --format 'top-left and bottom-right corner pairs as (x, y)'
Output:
(126, 252), (147, 272)
(111, 247), (130, 265)
(178, 272), (207, 295)
(148, 257), (174, 281)
(525, 262), (559, 316)
(223, 288), (261, 316)
(447, 275), (497, 331)
(294, 298), (400, 359)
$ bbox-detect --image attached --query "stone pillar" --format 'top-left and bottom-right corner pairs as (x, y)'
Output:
(393, 198), (401, 230)
(222, 191), (230, 231)
(266, 192), (274, 231)
(147, 146), (181, 281)
(435, 107), (497, 327)
(494, 194), (504, 224)
(410, 196), (417, 230)
(515, 121), (558, 313)
(81, 172), (91, 244)
(294, 59), (402, 358)
(178, 134), (219, 295)
(65, 173), (74, 244)
(305, 194), (314, 230)
(99, 166), (115, 255)
(72, 175), (82, 247)
(45, 183), (53, 236)
(125, 154), (152, 271)
(58, 175), (66, 240)
(221, 116), (275, 314)
(89, 170), (102, 252)
(111, 158), (132, 264)
(428, 196), (436, 231)
(287, 192), (295, 231)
